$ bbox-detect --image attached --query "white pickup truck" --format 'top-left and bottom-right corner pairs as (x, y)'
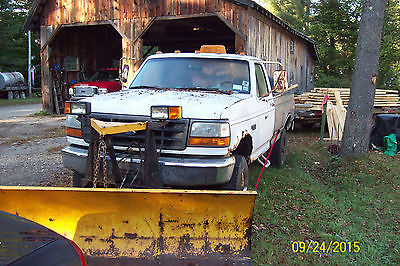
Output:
(62, 47), (294, 190)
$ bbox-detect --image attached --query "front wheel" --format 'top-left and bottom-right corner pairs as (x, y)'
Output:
(218, 155), (249, 191)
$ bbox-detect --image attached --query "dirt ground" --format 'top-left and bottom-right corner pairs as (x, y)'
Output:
(0, 103), (318, 187)
(0, 104), (71, 186)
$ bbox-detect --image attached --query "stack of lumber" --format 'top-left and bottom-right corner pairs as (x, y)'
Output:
(295, 88), (400, 112)
(326, 92), (347, 141)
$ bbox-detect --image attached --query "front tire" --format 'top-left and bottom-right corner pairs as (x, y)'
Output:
(269, 129), (287, 168)
(219, 155), (249, 191)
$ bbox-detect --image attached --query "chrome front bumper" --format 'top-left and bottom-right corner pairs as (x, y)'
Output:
(62, 145), (235, 187)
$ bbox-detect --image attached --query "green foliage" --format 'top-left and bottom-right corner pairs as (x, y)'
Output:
(310, 0), (361, 87)
(261, 0), (399, 90)
(379, 0), (400, 89)
(251, 133), (400, 264)
(0, 0), (40, 85)
(0, 95), (41, 107)
(32, 110), (51, 117)
(266, 0), (312, 33)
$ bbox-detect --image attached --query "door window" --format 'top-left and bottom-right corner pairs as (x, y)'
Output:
(255, 64), (268, 97)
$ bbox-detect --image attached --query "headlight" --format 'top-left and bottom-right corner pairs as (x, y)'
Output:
(189, 122), (230, 147)
(190, 122), (230, 137)
(151, 106), (182, 120)
(65, 102), (90, 115)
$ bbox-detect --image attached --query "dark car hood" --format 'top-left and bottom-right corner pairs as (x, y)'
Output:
(0, 211), (61, 264)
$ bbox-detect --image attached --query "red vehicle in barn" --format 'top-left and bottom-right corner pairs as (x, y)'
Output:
(68, 68), (121, 99)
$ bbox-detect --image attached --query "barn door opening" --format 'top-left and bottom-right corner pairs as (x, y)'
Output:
(140, 14), (243, 56)
(43, 23), (122, 113)
(49, 24), (122, 85)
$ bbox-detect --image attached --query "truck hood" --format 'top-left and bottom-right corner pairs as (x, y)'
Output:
(84, 89), (250, 119)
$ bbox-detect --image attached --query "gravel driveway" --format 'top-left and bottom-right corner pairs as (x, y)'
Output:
(0, 104), (71, 186)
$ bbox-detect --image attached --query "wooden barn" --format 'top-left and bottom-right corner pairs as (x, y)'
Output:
(23, 0), (318, 113)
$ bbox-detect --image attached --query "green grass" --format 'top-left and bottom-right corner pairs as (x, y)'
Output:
(0, 96), (42, 107)
(251, 134), (400, 265)
(31, 110), (50, 116)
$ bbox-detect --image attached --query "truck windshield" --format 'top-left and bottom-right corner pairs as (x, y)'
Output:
(89, 69), (119, 81)
(130, 57), (250, 94)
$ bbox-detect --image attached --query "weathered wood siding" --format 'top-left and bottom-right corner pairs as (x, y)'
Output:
(41, 0), (247, 28)
(41, 0), (250, 82)
(40, 25), (57, 112)
(246, 9), (314, 91)
(37, 0), (315, 111)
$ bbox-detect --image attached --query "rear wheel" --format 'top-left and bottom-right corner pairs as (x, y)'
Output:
(219, 155), (248, 191)
(269, 129), (287, 168)
(299, 121), (315, 130)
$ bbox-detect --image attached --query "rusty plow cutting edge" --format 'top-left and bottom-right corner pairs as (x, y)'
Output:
(0, 186), (256, 264)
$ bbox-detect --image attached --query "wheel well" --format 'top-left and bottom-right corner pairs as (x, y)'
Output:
(232, 134), (253, 161)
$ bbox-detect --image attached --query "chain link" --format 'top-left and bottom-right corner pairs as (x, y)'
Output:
(100, 138), (108, 188)
(92, 137), (109, 188)
(92, 140), (100, 188)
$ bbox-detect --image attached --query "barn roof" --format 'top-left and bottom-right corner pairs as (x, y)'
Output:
(23, 0), (318, 60)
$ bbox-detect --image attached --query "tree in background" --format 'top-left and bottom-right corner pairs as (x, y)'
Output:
(261, 0), (399, 90)
(341, 0), (387, 156)
(309, 0), (361, 88)
(267, 0), (312, 34)
(378, 0), (400, 89)
(0, 0), (40, 85)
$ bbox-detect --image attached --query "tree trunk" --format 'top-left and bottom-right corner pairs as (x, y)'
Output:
(340, 0), (387, 157)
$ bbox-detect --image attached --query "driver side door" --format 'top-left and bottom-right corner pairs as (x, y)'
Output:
(253, 63), (275, 157)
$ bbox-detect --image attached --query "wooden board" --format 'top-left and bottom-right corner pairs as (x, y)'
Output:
(295, 87), (400, 113)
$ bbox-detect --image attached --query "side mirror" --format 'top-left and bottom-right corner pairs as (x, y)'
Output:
(273, 70), (288, 94)
(121, 64), (129, 83)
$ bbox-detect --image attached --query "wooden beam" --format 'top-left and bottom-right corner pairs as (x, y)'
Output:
(215, 13), (246, 41)
(131, 17), (156, 44)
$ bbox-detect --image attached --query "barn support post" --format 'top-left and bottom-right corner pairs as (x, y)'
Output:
(40, 26), (55, 113)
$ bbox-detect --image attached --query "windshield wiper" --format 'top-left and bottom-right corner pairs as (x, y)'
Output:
(129, 85), (163, 90)
(184, 87), (232, 95)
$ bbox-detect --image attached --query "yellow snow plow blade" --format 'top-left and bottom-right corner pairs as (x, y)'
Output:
(0, 186), (256, 264)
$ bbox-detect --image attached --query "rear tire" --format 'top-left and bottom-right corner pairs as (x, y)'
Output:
(269, 129), (287, 168)
(219, 155), (249, 191)
(299, 121), (315, 130)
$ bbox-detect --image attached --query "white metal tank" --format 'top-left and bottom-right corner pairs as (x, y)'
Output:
(0, 72), (25, 90)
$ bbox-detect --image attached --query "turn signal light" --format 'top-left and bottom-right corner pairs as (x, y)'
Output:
(188, 137), (230, 147)
(66, 127), (82, 138)
(151, 106), (182, 120)
(168, 106), (182, 119)
(65, 102), (71, 114)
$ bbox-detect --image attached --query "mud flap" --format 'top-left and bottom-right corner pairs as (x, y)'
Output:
(0, 186), (256, 264)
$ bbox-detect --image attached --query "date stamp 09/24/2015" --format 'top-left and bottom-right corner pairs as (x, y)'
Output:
(292, 241), (360, 254)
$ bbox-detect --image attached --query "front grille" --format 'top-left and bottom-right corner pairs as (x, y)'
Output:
(88, 113), (189, 150)
(74, 86), (97, 97)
